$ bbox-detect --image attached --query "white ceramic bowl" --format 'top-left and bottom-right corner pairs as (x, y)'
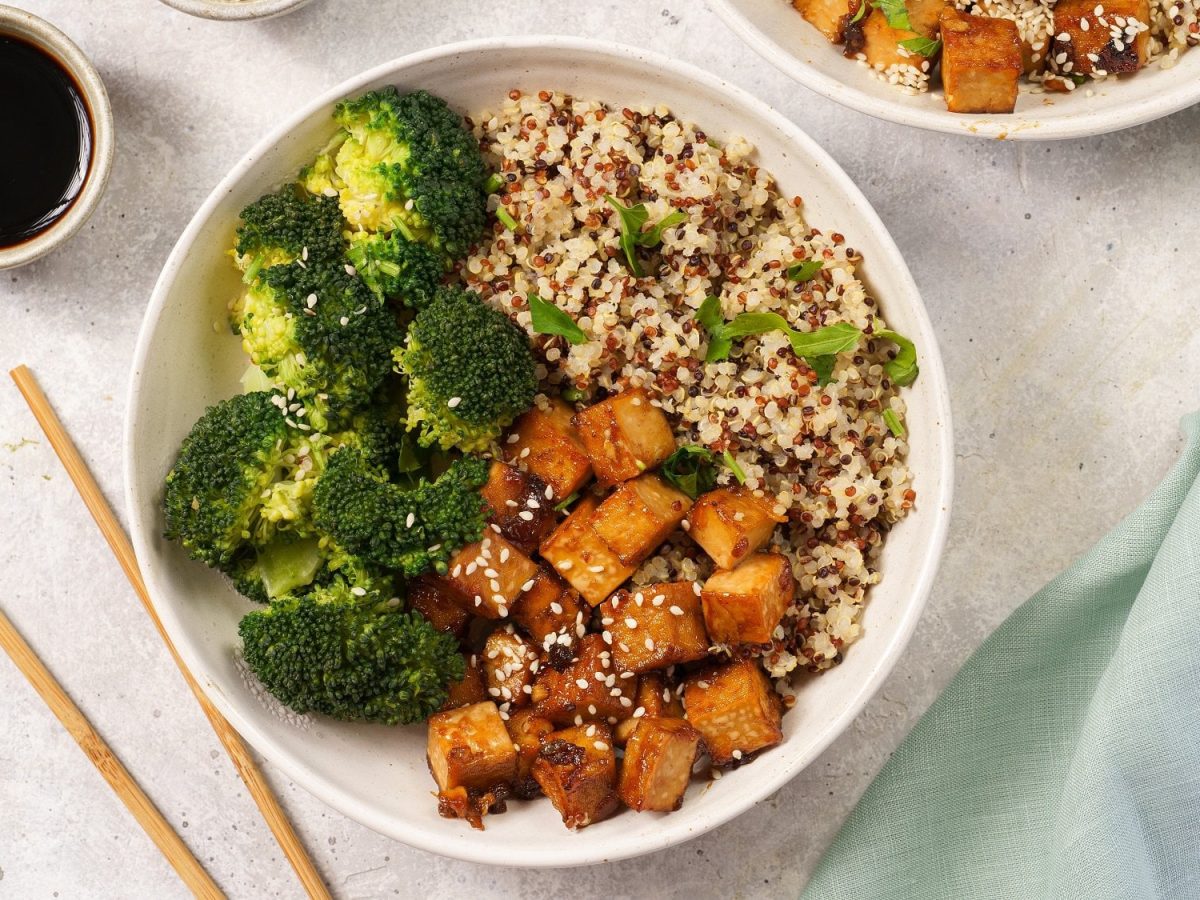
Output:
(125, 37), (953, 867)
(709, 0), (1200, 139)
(157, 0), (312, 21)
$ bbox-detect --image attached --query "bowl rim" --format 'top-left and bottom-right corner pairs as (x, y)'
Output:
(706, 0), (1200, 140)
(0, 4), (115, 270)
(124, 35), (954, 867)
(156, 0), (312, 22)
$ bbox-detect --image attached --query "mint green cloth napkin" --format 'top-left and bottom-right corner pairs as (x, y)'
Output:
(803, 415), (1200, 900)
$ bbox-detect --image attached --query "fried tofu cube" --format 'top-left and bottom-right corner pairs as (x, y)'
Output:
(511, 568), (589, 645)
(844, 0), (945, 70)
(618, 718), (702, 812)
(794, 0), (853, 43)
(939, 7), (1022, 112)
(1049, 0), (1150, 75)
(444, 533), (538, 619)
(441, 654), (488, 711)
(591, 474), (692, 566)
(408, 576), (470, 638)
(688, 486), (785, 570)
(615, 674), (686, 744)
(480, 461), (557, 554)
(533, 724), (619, 829)
(573, 388), (676, 485)
(531, 634), (637, 725)
(426, 701), (518, 793)
(505, 707), (555, 798)
(701, 553), (794, 646)
(683, 659), (783, 765)
(504, 398), (593, 501)
(601, 583), (710, 674)
(482, 628), (538, 709)
(539, 495), (636, 606)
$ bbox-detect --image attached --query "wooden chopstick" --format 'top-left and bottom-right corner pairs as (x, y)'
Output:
(0, 606), (224, 899)
(10, 365), (332, 900)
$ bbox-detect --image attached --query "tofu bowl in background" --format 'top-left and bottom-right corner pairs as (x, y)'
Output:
(708, 0), (1200, 139)
(124, 37), (953, 867)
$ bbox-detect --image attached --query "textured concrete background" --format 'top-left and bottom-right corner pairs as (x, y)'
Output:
(1, 1), (1198, 897)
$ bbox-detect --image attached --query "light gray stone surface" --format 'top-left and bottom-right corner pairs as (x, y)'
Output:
(1, 1), (1197, 897)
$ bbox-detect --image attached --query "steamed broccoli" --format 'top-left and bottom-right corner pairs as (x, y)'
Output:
(393, 287), (536, 452)
(229, 260), (404, 432)
(232, 189), (345, 280)
(346, 230), (445, 309)
(301, 88), (488, 258)
(312, 447), (489, 577)
(238, 579), (463, 724)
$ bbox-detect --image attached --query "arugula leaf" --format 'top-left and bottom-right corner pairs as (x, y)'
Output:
(605, 196), (650, 276)
(875, 328), (919, 386)
(722, 450), (747, 485)
(697, 295), (725, 331)
(787, 259), (824, 282)
(883, 408), (906, 438)
(484, 172), (506, 194)
(642, 210), (687, 247)
(809, 355), (837, 385)
(661, 445), (719, 499)
(786, 321), (862, 358)
(495, 206), (520, 232)
(875, 0), (912, 30)
(899, 36), (942, 56)
(528, 293), (588, 345)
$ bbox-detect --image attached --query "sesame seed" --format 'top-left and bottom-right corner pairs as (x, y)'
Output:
(550, 602), (564, 614)
(448, 396), (462, 409)
(344, 264), (357, 276)
(487, 687), (501, 697)
(405, 512), (416, 529)
(594, 741), (609, 751)
(484, 568), (499, 578)
(618, 697), (632, 708)
(500, 548), (511, 563)
(669, 605), (684, 616)
(545, 485), (554, 499)
(625, 618), (638, 629)
(588, 564), (605, 573)
(305, 293), (317, 308)
(339, 316), (349, 326)
(732, 749), (743, 760)
(507, 434), (521, 444)
(519, 510), (535, 521)
(633, 707), (645, 718)
(520, 579), (535, 592)
(575, 678), (590, 689)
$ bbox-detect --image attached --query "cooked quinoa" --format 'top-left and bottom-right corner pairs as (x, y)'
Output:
(458, 91), (916, 695)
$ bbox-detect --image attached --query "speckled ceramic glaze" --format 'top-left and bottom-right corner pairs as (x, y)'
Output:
(124, 37), (953, 867)
(157, 0), (312, 21)
(709, 0), (1200, 139)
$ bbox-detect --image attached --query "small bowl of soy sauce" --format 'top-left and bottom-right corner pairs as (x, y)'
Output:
(0, 6), (114, 270)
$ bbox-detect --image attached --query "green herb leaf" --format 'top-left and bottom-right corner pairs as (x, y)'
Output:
(809, 355), (837, 386)
(604, 195), (650, 277)
(875, 328), (919, 386)
(561, 386), (585, 403)
(697, 295), (725, 332)
(528, 293), (588, 345)
(850, 0), (870, 23)
(787, 259), (824, 282)
(875, 0), (912, 30)
(554, 491), (581, 513)
(883, 408), (906, 438)
(641, 210), (688, 247)
(484, 172), (506, 194)
(899, 36), (942, 56)
(662, 445), (719, 499)
(495, 206), (520, 232)
(722, 450), (747, 485)
(787, 321), (862, 358)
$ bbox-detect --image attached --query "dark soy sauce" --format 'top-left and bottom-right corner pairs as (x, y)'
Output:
(0, 35), (93, 248)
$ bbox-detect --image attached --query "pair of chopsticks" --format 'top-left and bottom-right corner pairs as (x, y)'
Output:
(5, 366), (332, 900)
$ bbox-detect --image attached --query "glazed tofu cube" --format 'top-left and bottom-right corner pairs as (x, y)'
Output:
(939, 8), (1022, 113)
(1049, 0), (1150, 75)
(482, 628), (538, 709)
(426, 701), (518, 793)
(573, 388), (676, 485)
(533, 724), (619, 829)
(531, 634), (637, 725)
(701, 553), (794, 646)
(539, 495), (636, 606)
(444, 533), (538, 619)
(591, 474), (692, 566)
(601, 583), (710, 674)
(504, 398), (593, 500)
(844, 0), (945, 70)
(793, 0), (853, 43)
(618, 717), (702, 812)
(441, 654), (488, 711)
(683, 659), (783, 765)
(408, 576), (470, 638)
(511, 568), (589, 645)
(505, 707), (555, 798)
(615, 674), (686, 744)
(688, 486), (785, 570)
(480, 461), (557, 554)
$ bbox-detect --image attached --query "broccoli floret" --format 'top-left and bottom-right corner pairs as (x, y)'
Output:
(238, 579), (463, 724)
(393, 287), (536, 452)
(312, 447), (489, 577)
(232, 189), (345, 281)
(321, 88), (488, 258)
(346, 231), (445, 309)
(230, 260), (404, 432)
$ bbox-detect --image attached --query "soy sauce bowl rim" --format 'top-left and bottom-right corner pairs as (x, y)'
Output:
(0, 5), (114, 270)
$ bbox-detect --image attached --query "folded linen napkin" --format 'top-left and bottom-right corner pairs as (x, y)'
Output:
(803, 415), (1200, 900)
